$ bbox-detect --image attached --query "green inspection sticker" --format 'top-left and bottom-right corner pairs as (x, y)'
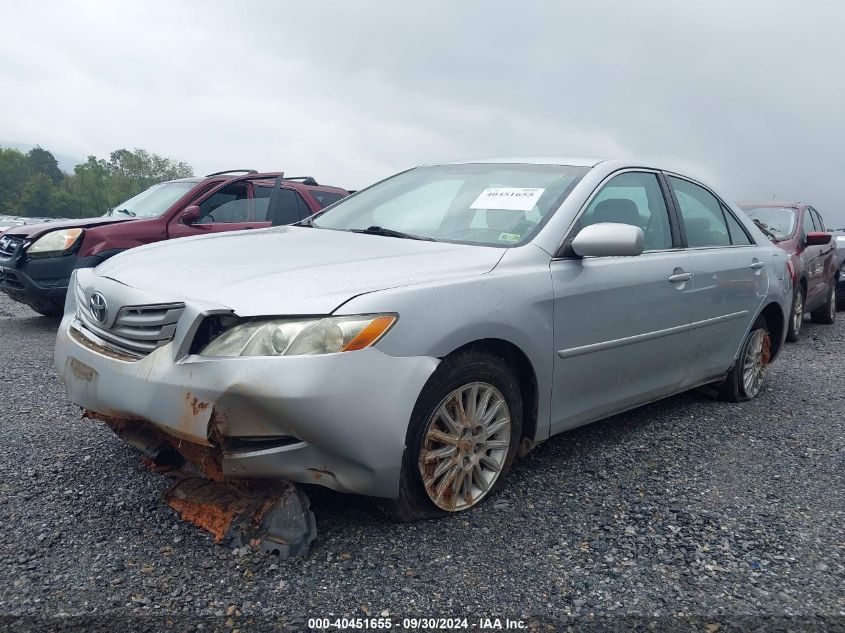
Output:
(498, 232), (521, 242)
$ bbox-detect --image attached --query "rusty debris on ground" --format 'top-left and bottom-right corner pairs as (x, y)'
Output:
(164, 478), (317, 558)
(83, 409), (317, 558)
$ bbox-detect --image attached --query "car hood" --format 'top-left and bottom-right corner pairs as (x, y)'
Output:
(9, 216), (133, 239)
(95, 226), (507, 315)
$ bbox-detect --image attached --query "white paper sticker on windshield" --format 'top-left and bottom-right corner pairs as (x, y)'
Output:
(470, 187), (545, 211)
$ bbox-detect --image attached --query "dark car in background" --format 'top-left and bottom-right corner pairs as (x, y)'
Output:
(833, 231), (845, 308)
(739, 201), (837, 341)
(0, 170), (349, 316)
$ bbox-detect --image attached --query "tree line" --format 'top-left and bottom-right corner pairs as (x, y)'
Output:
(0, 146), (194, 218)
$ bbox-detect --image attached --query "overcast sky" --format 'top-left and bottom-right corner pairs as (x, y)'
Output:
(2, 1), (844, 225)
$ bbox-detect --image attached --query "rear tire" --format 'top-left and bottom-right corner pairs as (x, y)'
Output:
(785, 285), (805, 342)
(810, 281), (836, 324)
(717, 316), (771, 402)
(385, 350), (523, 521)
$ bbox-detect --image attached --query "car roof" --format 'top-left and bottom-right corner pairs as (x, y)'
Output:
(738, 201), (803, 209)
(442, 156), (607, 167)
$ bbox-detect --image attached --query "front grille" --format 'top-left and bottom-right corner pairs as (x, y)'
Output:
(0, 235), (24, 258)
(75, 284), (185, 358)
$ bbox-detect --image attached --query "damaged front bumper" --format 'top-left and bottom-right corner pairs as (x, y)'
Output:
(54, 273), (439, 499)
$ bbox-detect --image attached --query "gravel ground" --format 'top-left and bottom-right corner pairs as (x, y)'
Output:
(0, 293), (843, 632)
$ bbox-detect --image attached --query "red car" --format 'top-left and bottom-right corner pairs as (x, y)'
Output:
(0, 170), (349, 316)
(739, 201), (837, 341)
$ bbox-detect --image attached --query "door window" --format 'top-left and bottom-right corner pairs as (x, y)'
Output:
(802, 209), (816, 236)
(669, 177), (730, 248)
(722, 205), (753, 245)
(250, 183), (274, 221)
(311, 190), (346, 209)
(578, 172), (673, 251)
(810, 208), (825, 232)
(196, 182), (249, 224)
(270, 188), (308, 225)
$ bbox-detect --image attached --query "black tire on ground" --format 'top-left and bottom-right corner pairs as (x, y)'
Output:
(810, 280), (837, 324)
(785, 285), (805, 342)
(384, 350), (523, 521)
(717, 316), (770, 403)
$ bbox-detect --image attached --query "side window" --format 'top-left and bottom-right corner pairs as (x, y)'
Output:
(801, 209), (815, 236)
(269, 188), (307, 225)
(722, 205), (753, 245)
(669, 177), (730, 248)
(579, 172), (672, 251)
(196, 183), (248, 224)
(250, 183), (274, 221)
(810, 208), (825, 232)
(311, 190), (346, 209)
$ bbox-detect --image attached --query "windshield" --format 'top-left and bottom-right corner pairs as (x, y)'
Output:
(742, 207), (796, 239)
(111, 181), (197, 218)
(313, 163), (589, 246)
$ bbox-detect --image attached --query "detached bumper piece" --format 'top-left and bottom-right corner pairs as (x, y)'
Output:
(164, 478), (317, 558)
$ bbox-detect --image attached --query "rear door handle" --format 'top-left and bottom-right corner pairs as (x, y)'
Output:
(750, 261), (765, 270)
(668, 272), (692, 283)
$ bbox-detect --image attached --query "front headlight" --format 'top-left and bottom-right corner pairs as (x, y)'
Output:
(27, 228), (84, 258)
(199, 314), (397, 357)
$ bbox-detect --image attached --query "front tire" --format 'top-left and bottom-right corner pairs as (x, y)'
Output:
(718, 316), (771, 402)
(810, 281), (836, 324)
(389, 351), (523, 520)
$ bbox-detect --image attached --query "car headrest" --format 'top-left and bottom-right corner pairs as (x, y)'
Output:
(592, 198), (641, 226)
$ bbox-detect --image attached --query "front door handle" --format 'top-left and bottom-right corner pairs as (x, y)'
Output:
(668, 271), (692, 283)
(750, 260), (765, 270)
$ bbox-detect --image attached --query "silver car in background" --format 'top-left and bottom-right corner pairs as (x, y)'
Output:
(55, 158), (791, 517)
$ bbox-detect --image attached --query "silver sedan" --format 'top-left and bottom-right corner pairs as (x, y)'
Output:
(54, 158), (791, 517)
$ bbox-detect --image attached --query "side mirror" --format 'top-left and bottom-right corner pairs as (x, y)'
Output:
(805, 231), (832, 246)
(572, 222), (644, 257)
(181, 205), (201, 225)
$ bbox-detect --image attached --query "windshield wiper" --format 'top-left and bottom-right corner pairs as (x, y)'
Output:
(349, 226), (435, 241)
(114, 208), (136, 217)
(751, 218), (779, 241)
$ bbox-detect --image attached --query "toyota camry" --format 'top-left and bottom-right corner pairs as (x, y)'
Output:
(55, 158), (791, 518)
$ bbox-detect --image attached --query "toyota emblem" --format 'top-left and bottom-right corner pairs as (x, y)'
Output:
(89, 292), (109, 325)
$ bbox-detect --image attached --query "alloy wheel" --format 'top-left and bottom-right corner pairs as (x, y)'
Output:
(830, 285), (837, 321)
(418, 382), (511, 511)
(742, 329), (768, 398)
(792, 291), (803, 335)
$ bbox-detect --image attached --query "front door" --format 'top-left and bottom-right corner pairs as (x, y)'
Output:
(550, 171), (694, 435)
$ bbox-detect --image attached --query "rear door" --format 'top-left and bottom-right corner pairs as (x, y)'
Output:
(167, 178), (273, 239)
(667, 175), (768, 384)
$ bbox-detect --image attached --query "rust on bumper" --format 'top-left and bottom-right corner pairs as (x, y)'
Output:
(84, 408), (225, 481)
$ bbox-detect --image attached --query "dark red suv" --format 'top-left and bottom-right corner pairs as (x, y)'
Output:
(0, 170), (348, 316)
(739, 201), (837, 341)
